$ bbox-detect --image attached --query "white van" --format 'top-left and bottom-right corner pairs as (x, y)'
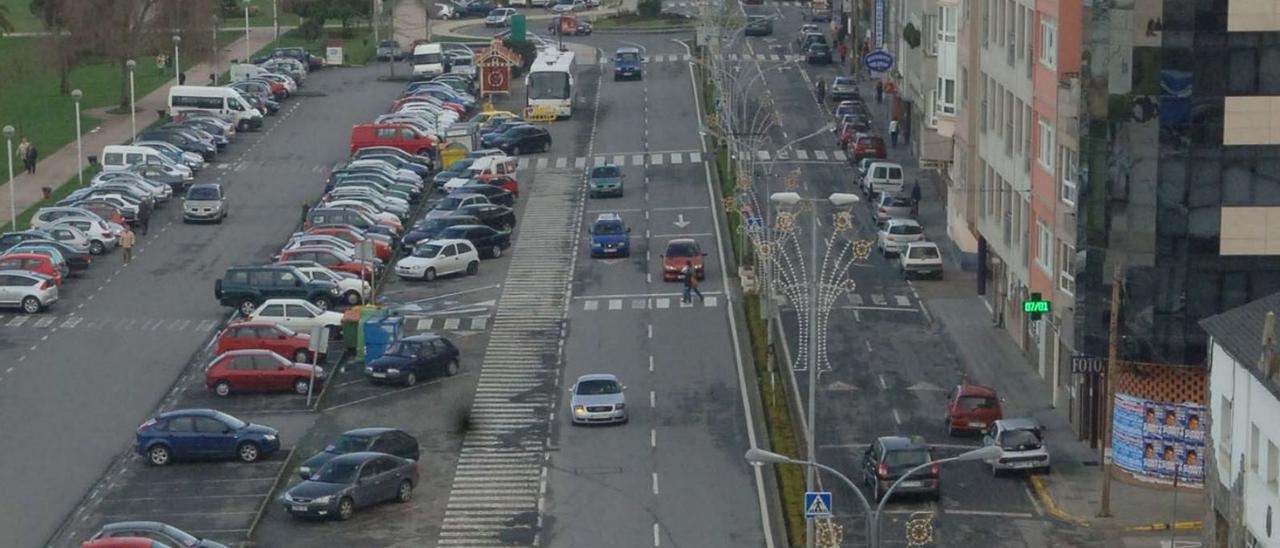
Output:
(100, 145), (184, 174)
(230, 63), (271, 81)
(168, 85), (263, 131)
(411, 43), (446, 78)
(862, 161), (905, 196)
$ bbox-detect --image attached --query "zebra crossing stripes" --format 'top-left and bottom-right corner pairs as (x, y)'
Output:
(406, 316), (490, 332)
(516, 151), (704, 170)
(751, 149), (851, 163)
(0, 314), (222, 333)
(581, 295), (719, 311)
(595, 52), (803, 65)
(843, 292), (917, 309)
(436, 168), (582, 546)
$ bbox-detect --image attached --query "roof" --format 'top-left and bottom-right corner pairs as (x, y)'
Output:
(616, 46), (641, 53)
(956, 384), (998, 398)
(1200, 291), (1280, 384)
(576, 373), (619, 382)
(343, 427), (397, 437)
(994, 418), (1042, 432)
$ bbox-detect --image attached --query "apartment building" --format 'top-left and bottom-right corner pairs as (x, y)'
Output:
(895, 0), (957, 171)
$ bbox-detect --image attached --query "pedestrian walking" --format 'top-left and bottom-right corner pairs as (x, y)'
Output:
(16, 138), (31, 174)
(156, 53), (167, 73)
(178, 72), (186, 85)
(24, 142), (38, 174)
(138, 211), (150, 235)
(876, 80), (884, 103)
(838, 43), (848, 66)
(889, 118), (900, 148)
(816, 78), (826, 105)
(120, 225), (136, 264)
(910, 180), (922, 216)
(686, 263), (704, 302)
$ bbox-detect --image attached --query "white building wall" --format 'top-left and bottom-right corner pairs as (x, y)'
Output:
(1209, 339), (1280, 546)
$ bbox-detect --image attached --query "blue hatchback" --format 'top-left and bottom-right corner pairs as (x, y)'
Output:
(589, 213), (631, 257)
(135, 408), (280, 466)
(614, 47), (642, 81)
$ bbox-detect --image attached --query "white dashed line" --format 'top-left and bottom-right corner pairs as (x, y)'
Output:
(652, 472), (659, 495)
(650, 390), (656, 408)
(892, 409), (902, 425)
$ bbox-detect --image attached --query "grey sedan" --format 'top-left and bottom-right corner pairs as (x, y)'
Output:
(874, 192), (916, 226)
(570, 374), (628, 425)
(282, 452), (418, 520)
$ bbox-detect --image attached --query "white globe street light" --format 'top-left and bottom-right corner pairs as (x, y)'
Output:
(172, 34), (182, 84)
(71, 88), (84, 185)
(125, 59), (137, 137)
(4, 125), (16, 231)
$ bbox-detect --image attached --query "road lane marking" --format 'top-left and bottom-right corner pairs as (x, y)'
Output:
(647, 324), (653, 338)
(654, 523), (661, 546)
(892, 409), (902, 425)
(945, 509), (1036, 518)
(878, 375), (887, 389)
(652, 472), (659, 494)
(649, 355), (654, 372)
(651, 429), (656, 448)
(608, 299), (622, 310)
(650, 390), (655, 407)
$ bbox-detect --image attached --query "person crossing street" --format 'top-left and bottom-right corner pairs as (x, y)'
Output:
(681, 261), (704, 303)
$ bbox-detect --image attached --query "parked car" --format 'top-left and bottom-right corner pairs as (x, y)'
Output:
(88, 521), (230, 548)
(423, 193), (490, 221)
(182, 183), (227, 223)
(861, 161), (905, 196)
(295, 265), (370, 305)
(204, 349), (325, 397)
(744, 15), (773, 36)
(874, 192), (916, 226)
(981, 418), (1050, 474)
(215, 320), (319, 363)
(48, 217), (118, 255)
(81, 538), (171, 548)
(437, 224), (511, 259)
(365, 334), (461, 385)
(0, 269), (58, 313)
(297, 428), (420, 480)
(551, 0), (587, 12)
(247, 298), (343, 335)
(215, 265), (339, 315)
(276, 247), (378, 279)
(456, 203), (516, 231)
(898, 241), (943, 279)
(487, 125), (552, 155)
(13, 240), (90, 272)
(394, 239), (480, 281)
(807, 43), (833, 64)
(861, 435), (938, 501)
(400, 215), (481, 251)
(135, 409), (279, 465)
(37, 225), (95, 257)
(0, 253), (62, 286)
(485, 7), (516, 26)
(850, 134), (888, 162)
(830, 76), (859, 101)
(588, 164), (624, 197)
(375, 40), (404, 61)
(569, 374), (628, 425)
(944, 384), (1003, 435)
(661, 238), (706, 281)
(876, 218), (924, 256)
(305, 226), (392, 261)
(456, 181), (515, 207)
(589, 213), (631, 257)
(433, 158), (476, 187)
(281, 452), (418, 520)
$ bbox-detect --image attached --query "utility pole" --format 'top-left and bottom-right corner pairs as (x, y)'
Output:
(1098, 263), (1122, 517)
(373, 0), (380, 46)
(424, 0), (432, 42)
(388, 0), (396, 78)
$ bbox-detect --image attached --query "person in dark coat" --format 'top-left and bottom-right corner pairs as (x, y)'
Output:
(910, 181), (922, 216)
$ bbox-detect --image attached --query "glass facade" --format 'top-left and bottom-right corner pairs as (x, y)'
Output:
(1075, 0), (1280, 365)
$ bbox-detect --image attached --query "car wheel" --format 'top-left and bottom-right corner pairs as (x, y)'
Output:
(396, 480), (414, 503)
(294, 378), (310, 395)
(21, 296), (41, 314)
(445, 359), (459, 376)
(491, 246), (502, 258)
(89, 240), (105, 255)
(236, 441), (261, 463)
(147, 444), (172, 466)
(405, 371), (418, 386)
(424, 267), (437, 281)
(337, 497), (355, 520)
(511, 145), (521, 156)
(238, 299), (258, 317)
(312, 295), (332, 311)
(344, 290), (362, 305)
(466, 261), (478, 275)
(214, 381), (232, 397)
(294, 349), (310, 362)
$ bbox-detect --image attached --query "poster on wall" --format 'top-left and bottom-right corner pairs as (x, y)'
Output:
(1113, 394), (1205, 486)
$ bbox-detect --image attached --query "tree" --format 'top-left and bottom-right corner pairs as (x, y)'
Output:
(29, 0), (79, 94)
(284, 0), (371, 36)
(638, 0), (661, 18)
(0, 5), (15, 34)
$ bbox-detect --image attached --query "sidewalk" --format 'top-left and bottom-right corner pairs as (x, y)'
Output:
(852, 72), (1207, 533)
(0, 27), (282, 230)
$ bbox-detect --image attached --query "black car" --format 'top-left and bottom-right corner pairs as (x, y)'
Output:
(0, 230), (55, 252)
(462, 0), (497, 16)
(365, 334), (461, 385)
(437, 224), (511, 259)
(456, 203), (515, 231)
(489, 125), (552, 155)
(744, 15), (773, 36)
(257, 47), (324, 70)
(456, 182), (515, 207)
(861, 435), (939, 501)
(431, 159), (474, 186)
(478, 121), (532, 143)
(297, 428), (420, 480)
(137, 130), (216, 160)
(282, 452), (418, 520)
(807, 43), (833, 64)
(401, 215), (481, 251)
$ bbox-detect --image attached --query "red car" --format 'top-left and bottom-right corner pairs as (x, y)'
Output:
(306, 226), (392, 261)
(277, 246), (377, 278)
(204, 348), (325, 397)
(349, 122), (439, 156)
(79, 202), (129, 227)
(661, 238), (706, 281)
(83, 538), (168, 548)
(849, 134), (887, 162)
(216, 320), (319, 363)
(474, 173), (520, 197)
(0, 253), (63, 286)
(944, 384), (1003, 435)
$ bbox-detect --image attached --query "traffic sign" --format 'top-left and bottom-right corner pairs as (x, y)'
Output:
(862, 50), (894, 73)
(804, 491), (833, 518)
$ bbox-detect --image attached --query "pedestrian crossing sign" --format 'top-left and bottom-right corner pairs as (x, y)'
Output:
(804, 491), (833, 518)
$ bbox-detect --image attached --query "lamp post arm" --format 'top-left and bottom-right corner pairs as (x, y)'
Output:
(806, 460), (872, 513)
(874, 456), (959, 517)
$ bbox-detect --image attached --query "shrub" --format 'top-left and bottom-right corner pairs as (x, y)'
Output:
(638, 0), (662, 18)
(502, 37), (539, 70)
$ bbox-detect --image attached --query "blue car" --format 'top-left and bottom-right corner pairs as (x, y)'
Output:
(614, 47), (642, 81)
(135, 408), (280, 466)
(589, 213), (631, 257)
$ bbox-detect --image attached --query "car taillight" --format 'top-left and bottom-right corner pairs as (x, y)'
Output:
(878, 207), (887, 214)
(930, 463), (940, 476)
(877, 463), (888, 478)
(887, 236), (896, 241)
(38, 280), (49, 290)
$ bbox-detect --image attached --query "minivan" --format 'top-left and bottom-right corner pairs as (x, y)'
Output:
(614, 47), (642, 80)
(215, 265), (339, 315)
(861, 161), (904, 196)
(183, 183), (227, 223)
(100, 145), (190, 178)
(411, 43), (447, 78)
(167, 85), (263, 131)
(350, 123), (439, 157)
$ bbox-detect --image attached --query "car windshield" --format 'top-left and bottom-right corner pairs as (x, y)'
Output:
(1000, 429), (1042, 451)
(211, 411), (246, 429)
(331, 434), (372, 453)
(958, 396), (997, 410)
(592, 166), (620, 177)
(884, 449), (931, 467)
(187, 187), (220, 200)
(834, 77), (854, 85)
(413, 244), (443, 258)
(437, 197), (464, 210)
(312, 459), (360, 483)
(577, 379), (620, 395)
(889, 224), (922, 235)
(666, 242), (699, 256)
(414, 52), (443, 65)
(385, 340), (423, 356)
(908, 245), (940, 259)
(527, 72), (570, 100)
(447, 159), (475, 173)
(594, 221), (624, 234)
(488, 9), (504, 15)
(617, 52), (639, 63)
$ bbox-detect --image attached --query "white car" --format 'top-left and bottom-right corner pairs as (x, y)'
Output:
(248, 299), (343, 334)
(982, 418), (1051, 474)
(294, 265), (370, 306)
(485, 7), (516, 27)
(530, 0), (552, 7)
(394, 239), (480, 281)
(898, 241), (942, 279)
(876, 218), (924, 256)
(47, 218), (119, 255)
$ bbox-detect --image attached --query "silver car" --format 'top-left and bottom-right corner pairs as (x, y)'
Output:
(876, 218), (924, 256)
(0, 269), (59, 313)
(570, 374), (628, 425)
(183, 183), (227, 223)
(982, 418), (1050, 474)
(874, 192), (915, 226)
(48, 218), (118, 255)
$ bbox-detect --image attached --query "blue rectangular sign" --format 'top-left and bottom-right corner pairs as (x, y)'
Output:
(804, 491), (833, 517)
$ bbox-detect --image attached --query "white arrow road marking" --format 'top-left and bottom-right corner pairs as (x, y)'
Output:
(673, 214), (690, 228)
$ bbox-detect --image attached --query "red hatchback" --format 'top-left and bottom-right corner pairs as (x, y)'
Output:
(277, 247), (377, 279)
(944, 384), (1003, 435)
(0, 253), (63, 286)
(849, 134), (887, 162)
(216, 320), (319, 363)
(474, 173), (520, 197)
(205, 349), (325, 397)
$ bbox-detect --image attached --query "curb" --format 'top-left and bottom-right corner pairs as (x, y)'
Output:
(1027, 474), (1091, 527)
(592, 26), (696, 34)
(1123, 521), (1204, 532)
(245, 447), (297, 540)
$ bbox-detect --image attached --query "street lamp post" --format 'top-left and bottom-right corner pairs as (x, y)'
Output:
(172, 34), (182, 83)
(745, 445), (1002, 547)
(273, 0), (280, 40)
(4, 125), (16, 231)
(72, 89), (83, 185)
(768, 191), (860, 548)
(126, 60), (137, 137)
(244, 1), (252, 62)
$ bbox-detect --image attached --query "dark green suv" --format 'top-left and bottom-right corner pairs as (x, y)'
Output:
(215, 265), (340, 316)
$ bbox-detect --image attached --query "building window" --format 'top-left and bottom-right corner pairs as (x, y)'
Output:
(924, 14), (937, 55)
(1251, 423), (1260, 471)
(927, 91), (939, 128)
(1061, 147), (1078, 206)
(1038, 118), (1055, 172)
(1039, 16), (1057, 69)
(1221, 398), (1235, 466)
(1016, 6), (1026, 60)
(1058, 241), (1075, 294)
(938, 5), (957, 43)
(937, 77), (957, 114)
(1036, 221), (1052, 274)
(960, 67), (967, 105)
(1023, 104), (1032, 165)
(1268, 440), (1278, 491)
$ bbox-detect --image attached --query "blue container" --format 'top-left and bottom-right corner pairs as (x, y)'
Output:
(363, 315), (404, 364)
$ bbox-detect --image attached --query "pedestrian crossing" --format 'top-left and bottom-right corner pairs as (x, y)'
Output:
(757, 148), (849, 163)
(516, 150), (704, 169)
(778, 290), (920, 310)
(0, 313), (222, 333)
(579, 295), (720, 311)
(594, 53), (806, 65)
(402, 315), (490, 332)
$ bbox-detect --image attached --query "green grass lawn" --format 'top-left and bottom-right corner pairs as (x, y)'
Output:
(592, 12), (694, 30)
(0, 0), (42, 34)
(257, 27), (377, 66)
(217, 0), (301, 29)
(0, 36), (173, 185)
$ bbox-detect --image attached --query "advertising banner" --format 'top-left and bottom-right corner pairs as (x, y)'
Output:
(874, 0), (885, 50)
(1112, 393), (1204, 486)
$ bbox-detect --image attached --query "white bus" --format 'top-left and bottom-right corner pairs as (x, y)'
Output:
(167, 85), (262, 131)
(526, 48), (577, 119)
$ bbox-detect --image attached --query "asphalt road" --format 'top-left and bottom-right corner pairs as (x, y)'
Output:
(13, 65), (404, 547)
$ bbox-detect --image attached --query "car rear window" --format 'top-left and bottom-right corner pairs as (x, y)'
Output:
(908, 245), (940, 259)
(884, 449), (930, 467)
(592, 166), (620, 177)
(187, 187), (220, 200)
(889, 224), (922, 235)
(594, 221), (624, 234)
(958, 396), (998, 410)
(834, 77), (854, 85)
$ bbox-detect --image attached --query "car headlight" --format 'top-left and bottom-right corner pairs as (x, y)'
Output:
(387, 368), (400, 374)
(263, 434), (277, 441)
(573, 405), (586, 415)
(312, 495), (332, 504)
(298, 466), (312, 476)
(330, 287), (340, 295)
(664, 265), (677, 271)
(614, 403), (626, 410)
(365, 366), (373, 372)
